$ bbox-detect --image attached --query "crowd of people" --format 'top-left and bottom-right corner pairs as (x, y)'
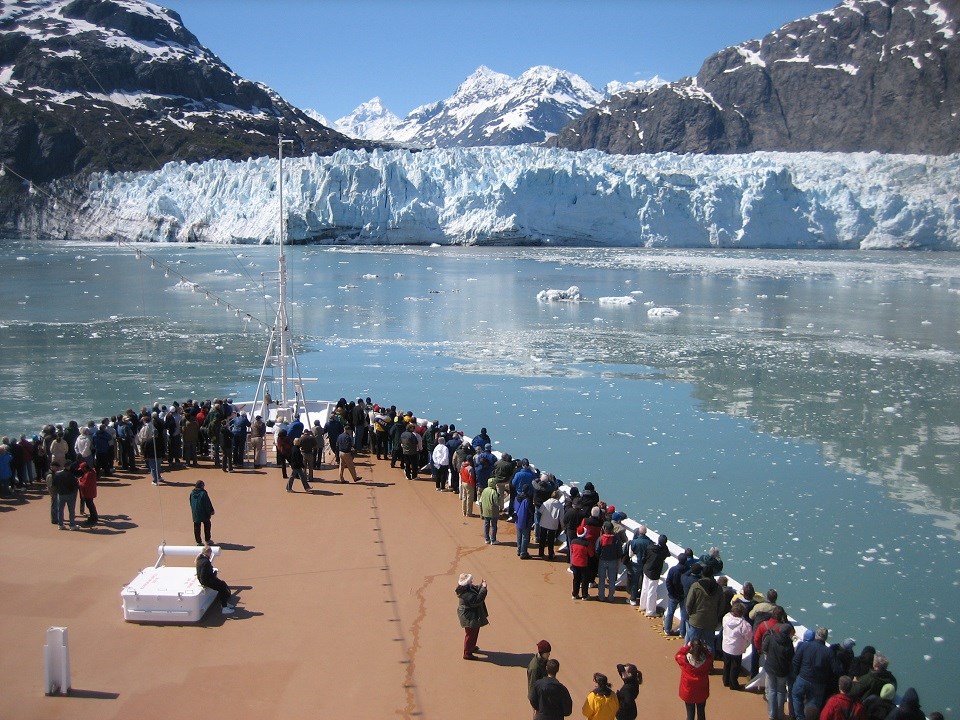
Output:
(416, 413), (942, 720)
(0, 397), (947, 719)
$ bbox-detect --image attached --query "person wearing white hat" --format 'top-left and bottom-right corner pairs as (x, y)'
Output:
(455, 573), (488, 660)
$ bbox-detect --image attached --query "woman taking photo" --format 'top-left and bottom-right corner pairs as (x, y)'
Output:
(676, 638), (712, 720)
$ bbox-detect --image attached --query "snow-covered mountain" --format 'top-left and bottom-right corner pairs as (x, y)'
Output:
(327, 71), (665, 145)
(35, 146), (959, 249)
(334, 65), (606, 147)
(322, 97), (403, 143)
(0, 0), (364, 188)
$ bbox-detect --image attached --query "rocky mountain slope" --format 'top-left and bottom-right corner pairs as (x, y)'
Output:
(550, 0), (960, 155)
(0, 0), (367, 190)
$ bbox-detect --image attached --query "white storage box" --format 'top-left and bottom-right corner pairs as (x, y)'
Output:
(121, 545), (221, 623)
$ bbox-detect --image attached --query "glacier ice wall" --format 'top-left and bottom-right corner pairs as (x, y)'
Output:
(48, 146), (960, 249)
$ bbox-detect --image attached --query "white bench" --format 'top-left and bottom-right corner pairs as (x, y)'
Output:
(121, 545), (222, 623)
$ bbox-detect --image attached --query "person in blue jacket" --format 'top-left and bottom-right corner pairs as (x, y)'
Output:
(515, 487), (534, 559)
(791, 626), (843, 719)
(663, 551), (693, 636)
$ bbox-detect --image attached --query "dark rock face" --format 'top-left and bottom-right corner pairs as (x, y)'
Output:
(0, 0), (370, 193)
(550, 0), (960, 155)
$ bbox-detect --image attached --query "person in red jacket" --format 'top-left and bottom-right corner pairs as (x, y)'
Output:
(76, 461), (98, 526)
(819, 675), (862, 720)
(676, 639), (712, 720)
(569, 527), (594, 600)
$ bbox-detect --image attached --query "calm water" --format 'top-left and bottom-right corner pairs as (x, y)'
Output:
(2, 240), (958, 714)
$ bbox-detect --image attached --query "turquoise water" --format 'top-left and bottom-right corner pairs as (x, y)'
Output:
(1, 240), (958, 714)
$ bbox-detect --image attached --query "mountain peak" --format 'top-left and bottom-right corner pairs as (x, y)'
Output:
(333, 97), (402, 141)
(341, 64), (603, 147)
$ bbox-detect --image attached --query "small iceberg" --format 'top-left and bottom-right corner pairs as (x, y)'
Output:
(362, 274), (379, 279)
(647, 307), (680, 318)
(598, 296), (635, 306)
(537, 286), (583, 302)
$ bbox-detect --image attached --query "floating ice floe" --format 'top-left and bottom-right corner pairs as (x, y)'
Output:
(598, 296), (635, 305)
(647, 307), (680, 318)
(361, 274), (378, 279)
(16, 256), (27, 261)
(172, 280), (198, 291)
(537, 286), (583, 302)
(731, 307), (750, 314)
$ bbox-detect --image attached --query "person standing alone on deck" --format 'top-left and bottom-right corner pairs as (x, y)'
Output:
(455, 573), (488, 660)
(189, 480), (215, 545)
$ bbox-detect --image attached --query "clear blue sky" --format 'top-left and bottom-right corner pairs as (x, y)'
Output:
(162, 0), (836, 120)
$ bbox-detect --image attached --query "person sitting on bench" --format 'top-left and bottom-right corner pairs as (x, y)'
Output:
(196, 544), (235, 615)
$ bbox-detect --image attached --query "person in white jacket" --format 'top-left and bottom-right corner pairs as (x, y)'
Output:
(720, 601), (754, 691)
(431, 436), (450, 491)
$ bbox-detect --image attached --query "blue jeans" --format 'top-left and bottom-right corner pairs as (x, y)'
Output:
(145, 456), (162, 483)
(791, 676), (824, 720)
(598, 559), (619, 599)
(685, 624), (714, 646)
(678, 602), (690, 638)
(625, 561), (641, 601)
(516, 527), (530, 555)
(483, 517), (497, 543)
(664, 596), (680, 634)
(57, 491), (77, 528)
(766, 672), (788, 719)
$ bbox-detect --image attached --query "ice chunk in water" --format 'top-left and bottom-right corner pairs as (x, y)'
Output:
(648, 307), (680, 318)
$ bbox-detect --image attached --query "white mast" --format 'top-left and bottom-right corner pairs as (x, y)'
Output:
(278, 136), (292, 408)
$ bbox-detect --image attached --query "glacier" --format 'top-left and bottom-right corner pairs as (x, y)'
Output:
(44, 146), (960, 249)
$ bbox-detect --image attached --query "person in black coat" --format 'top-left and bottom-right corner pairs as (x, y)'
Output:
(196, 545), (234, 615)
(762, 622), (796, 720)
(885, 687), (925, 720)
(615, 663), (641, 720)
(860, 682), (896, 720)
(218, 419), (234, 472)
(530, 658), (573, 720)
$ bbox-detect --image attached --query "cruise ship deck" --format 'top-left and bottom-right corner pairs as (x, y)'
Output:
(0, 452), (767, 719)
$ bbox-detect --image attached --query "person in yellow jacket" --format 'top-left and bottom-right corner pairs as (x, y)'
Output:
(582, 672), (619, 720)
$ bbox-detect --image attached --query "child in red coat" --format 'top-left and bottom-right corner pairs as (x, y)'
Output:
(676, 639), (712, 720)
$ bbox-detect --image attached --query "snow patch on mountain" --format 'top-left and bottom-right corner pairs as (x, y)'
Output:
(42, 146), (960, 250)
(605, 76), (669, 97)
